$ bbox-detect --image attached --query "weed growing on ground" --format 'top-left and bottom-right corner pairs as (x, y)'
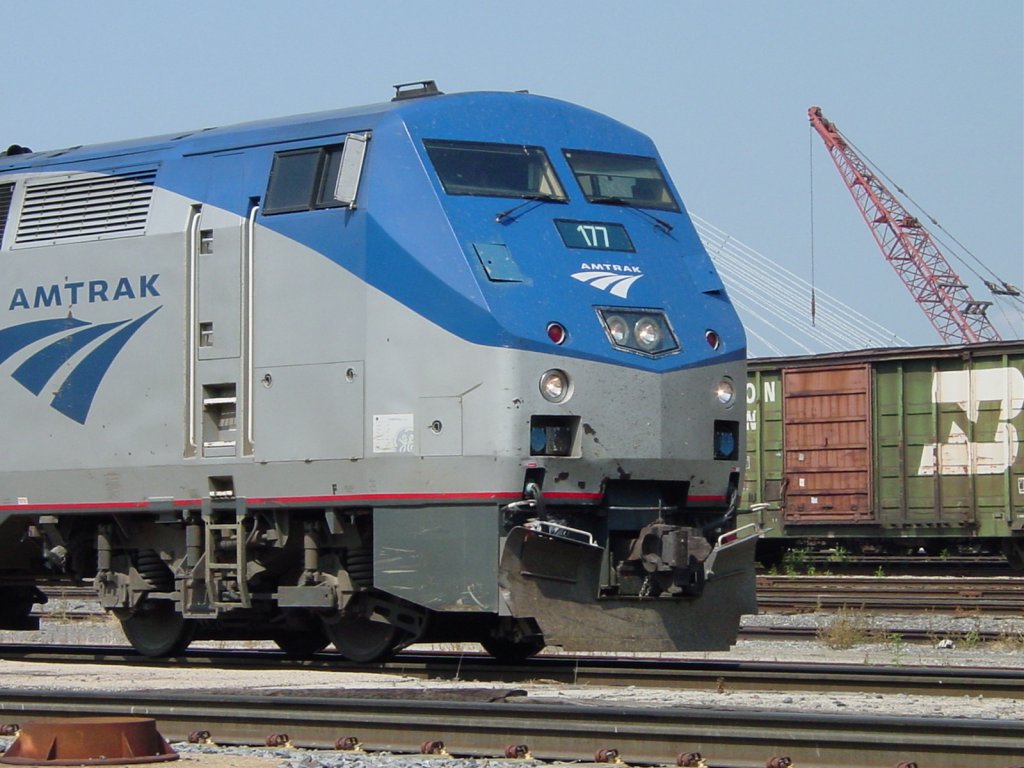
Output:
(993, 628), (1024, 651)
(960, 625), (982, 650)
(782, 547), (810, 575)
(827, 545), (848, 564)
(887, 632), (906, 664)
(816, 607), (875, 649)
(943, 613), (985, 650)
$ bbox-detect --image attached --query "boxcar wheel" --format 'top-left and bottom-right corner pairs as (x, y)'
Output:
(480, 635), (546, 663)
(118, 601), (196, 657)
(324, 616), (404, 663)
(1003, 539), (1024, 571)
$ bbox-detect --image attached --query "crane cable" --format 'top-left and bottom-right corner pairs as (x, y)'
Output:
(840, 129), (1023, 309)
(808, 122), (817, 326)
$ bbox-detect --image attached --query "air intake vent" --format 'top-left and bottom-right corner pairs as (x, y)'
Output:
(0, 182), (13, 247)
(15, 167), (157, 245)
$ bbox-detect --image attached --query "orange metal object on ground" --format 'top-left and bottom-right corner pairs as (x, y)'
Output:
(0, 717), (178, 765)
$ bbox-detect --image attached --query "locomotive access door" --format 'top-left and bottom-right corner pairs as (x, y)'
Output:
(184, 152), (252, 459)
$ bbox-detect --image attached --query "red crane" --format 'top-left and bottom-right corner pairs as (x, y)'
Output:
(808, 106), (1002, 344)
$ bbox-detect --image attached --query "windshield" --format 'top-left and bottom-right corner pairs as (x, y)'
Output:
(424, 139), (566, 200)
(563, 149), (680, 211)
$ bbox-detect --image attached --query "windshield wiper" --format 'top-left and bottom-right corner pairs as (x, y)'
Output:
(495, 193), (562, 223)
(590, 196), (674, 234)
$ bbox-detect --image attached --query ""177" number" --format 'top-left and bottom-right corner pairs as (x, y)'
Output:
(576, 223), (610, 248)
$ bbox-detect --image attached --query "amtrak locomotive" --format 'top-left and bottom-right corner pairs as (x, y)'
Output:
(0, 82), (757, 661)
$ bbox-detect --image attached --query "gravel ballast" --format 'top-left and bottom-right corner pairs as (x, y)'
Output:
(1, 608), (1022, 767)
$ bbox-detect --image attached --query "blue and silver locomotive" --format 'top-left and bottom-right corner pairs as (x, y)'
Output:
(0, 82), (756, 661)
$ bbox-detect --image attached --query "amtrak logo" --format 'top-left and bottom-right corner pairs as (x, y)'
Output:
(571, 263), (644, 299)
(0, 307), (160, 424)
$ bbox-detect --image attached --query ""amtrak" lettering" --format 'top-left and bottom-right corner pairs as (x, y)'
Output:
(9, 275), (160, 311)
(578, 263), (641, 274)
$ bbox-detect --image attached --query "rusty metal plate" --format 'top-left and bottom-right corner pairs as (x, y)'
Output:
(0, 717), (177, 765)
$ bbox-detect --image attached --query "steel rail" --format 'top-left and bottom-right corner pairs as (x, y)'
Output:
(0, 688), (1021, 768)
(739, 624), (1005, 643)
(1, 645), (1021, 699)
(390, 653), (1024, 699)
(756, 574), (1024, 615)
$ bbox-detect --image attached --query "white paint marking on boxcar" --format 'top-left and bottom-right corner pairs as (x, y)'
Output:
(918, 367), (1024, 476)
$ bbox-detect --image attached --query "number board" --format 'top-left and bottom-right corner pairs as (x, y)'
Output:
(555, 220), (634, 252)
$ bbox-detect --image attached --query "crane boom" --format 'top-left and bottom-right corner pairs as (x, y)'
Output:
(808, 106), (1001, 344)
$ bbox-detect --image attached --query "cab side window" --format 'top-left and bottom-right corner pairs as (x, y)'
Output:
(263, 136), (367, 214)
(264, 149), (322, 214)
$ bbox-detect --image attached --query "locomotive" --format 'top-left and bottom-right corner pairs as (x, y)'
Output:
(0, 82), (756, 661)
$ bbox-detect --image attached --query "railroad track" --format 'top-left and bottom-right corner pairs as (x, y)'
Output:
(23, 613), (1012, 644)
(756, 574), (1024, 614)
(797, 554), (1016, 576)
(1, 645), (1021, 700)
(1, 686), (1020, 767)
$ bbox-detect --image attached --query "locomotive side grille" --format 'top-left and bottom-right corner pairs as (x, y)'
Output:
(0, 182), (13, 247)
(15, 168), (157, 245)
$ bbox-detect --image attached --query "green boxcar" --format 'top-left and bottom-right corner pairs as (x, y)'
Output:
(739, 341), (1024, 567)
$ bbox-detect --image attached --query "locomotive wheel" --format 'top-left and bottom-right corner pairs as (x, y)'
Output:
(118, 601), (196, 657)
(324, 616), (404, 663)
(480, 635), (546, 663)
(274, 631), (330, 658)
(273, 621), (331, 658)
(0, 585), (43, 630)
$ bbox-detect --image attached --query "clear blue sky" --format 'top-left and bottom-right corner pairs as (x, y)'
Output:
(3, 0), (1021, 348)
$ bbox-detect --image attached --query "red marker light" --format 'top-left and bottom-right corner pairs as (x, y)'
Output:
(547, 322), (567, 345)
(705, 329), (721, 349)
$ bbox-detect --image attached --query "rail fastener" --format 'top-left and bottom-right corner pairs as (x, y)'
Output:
(676, 752), (708, 767)
(595, 747), (626, 763)
(335, 736), (362, 751)
(420, 739), (449, 755)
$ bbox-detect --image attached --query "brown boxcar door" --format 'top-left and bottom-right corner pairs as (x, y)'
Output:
(783, 364), (874, 523)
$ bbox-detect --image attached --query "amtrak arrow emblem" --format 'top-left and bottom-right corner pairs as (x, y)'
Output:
(571, 269), (644, 299)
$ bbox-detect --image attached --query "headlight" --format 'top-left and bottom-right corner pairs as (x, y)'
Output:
(605, 315), (629, 344)
(634, 316), (661, 350)
(539, 369), (571, 403)
(716, 377), (735, 406)
(597, 308), (679, 357)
